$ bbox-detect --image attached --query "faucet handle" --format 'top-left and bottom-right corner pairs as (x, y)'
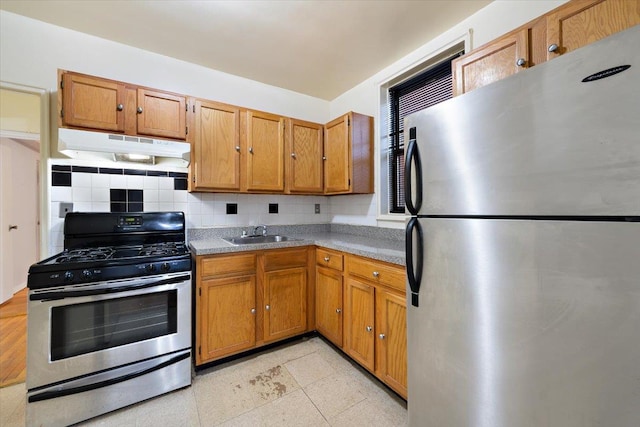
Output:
(241, 230), (247, 237)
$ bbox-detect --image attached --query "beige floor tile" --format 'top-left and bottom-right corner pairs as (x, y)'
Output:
(314, 342), (358, 373)
(0, 382), (26, 427)
(328, 397), (408, 427)
(220, 389), (329, 427)
(284, 352), (335, 387)
(245, 364), (300, 406)
(192, 368), (256, 426)
(303, 372), (366, 419)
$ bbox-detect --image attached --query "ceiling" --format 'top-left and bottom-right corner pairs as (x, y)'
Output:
(1, 0), (492, 100)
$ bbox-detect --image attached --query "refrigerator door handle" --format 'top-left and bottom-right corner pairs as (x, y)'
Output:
(404, 127), (422, 215)
(405, 217), (424, 307)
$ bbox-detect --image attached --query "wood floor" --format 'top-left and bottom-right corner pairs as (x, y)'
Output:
(0, 287), (27, 387)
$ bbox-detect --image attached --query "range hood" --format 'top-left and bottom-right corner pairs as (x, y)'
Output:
(58, 128), (190, 166)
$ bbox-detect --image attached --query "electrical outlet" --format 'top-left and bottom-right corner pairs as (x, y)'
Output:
(59, 202), (73, 218)
(315, 204), (320, 214)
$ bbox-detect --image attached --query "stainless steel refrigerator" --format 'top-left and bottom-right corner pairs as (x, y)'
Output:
(404, 26), (640, 427)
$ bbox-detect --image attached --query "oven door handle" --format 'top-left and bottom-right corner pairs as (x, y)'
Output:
(30, 274), (190, 301)
(27, 351), (190, 403)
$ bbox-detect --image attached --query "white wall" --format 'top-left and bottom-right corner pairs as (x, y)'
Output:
(329, 0), (569, 227)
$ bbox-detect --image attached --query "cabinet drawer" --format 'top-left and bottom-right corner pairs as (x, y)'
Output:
(348, 256), (405, 293)
(200, 253), (256, 277)
(316, 248), (343, 271)
(263, 247), (308, 271)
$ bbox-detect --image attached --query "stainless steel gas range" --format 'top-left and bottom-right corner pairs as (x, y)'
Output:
(26, 212), (192, 427)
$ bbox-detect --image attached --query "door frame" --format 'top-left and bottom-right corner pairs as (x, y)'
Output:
(0, 81), (50, 260)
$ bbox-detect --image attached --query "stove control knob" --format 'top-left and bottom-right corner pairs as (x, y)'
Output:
(82, 270), (93, 280)
(161, 262), (170, 272)
(64, 271), (74, 282)
(146, 264), (156, 273)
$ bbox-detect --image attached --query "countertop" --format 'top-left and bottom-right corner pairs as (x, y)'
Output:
(188, 228), (405, 267)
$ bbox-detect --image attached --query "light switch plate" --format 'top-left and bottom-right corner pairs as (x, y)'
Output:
(59, 202), (73, 218)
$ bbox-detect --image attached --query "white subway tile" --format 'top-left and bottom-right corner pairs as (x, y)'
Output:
(51, 186), (72, 202)
(173, 191), (187, 203)
(143, 176), (159, 189)
(91, 174), (110, 188)
(91, 202), (110, 212)
(158, 202), (174, 211)
(72, 187), (92, 202)
(73, 202), (92, 212)
(174, 203), (188, 214)
(144, 189), (159, 202)
(126, 175), (144, 189)
(91, 188), (110, 202)
(158, 177), (174, 190)
(158, 190), (173, 202)
(144, 202), (160, 212)
(73, 172), (92, 187)
(110, 175), (126, 188)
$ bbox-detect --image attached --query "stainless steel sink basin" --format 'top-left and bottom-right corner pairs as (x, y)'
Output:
(223, 235), (298, 245)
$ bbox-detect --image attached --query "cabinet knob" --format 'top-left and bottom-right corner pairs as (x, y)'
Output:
(516, 58), (526, 67)
(235, 146), (240, 152)
(336, 308), (342, 314)
(379, 333), (386, 340)
(137, 106), (143, 114)
(251, 308), (256, 314)
(366, 326), (372, 332)
(116, 103), (124, 111)
(322, 156), (327, 160)
(249, 147), (254, 154)
(372, 271), (380, 278)
(324, 257), (330, 262)
(548, 43), (559, 53)
(291, 153), (296, 158)
(265, 304), (270, 311)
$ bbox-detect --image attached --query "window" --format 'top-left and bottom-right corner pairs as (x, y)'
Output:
(387, 53), (461, 213)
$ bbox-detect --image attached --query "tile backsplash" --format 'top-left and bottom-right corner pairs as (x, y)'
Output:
(48, 162), (329, 255)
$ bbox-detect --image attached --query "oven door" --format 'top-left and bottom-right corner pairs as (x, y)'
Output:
(27, 272), (191, 390)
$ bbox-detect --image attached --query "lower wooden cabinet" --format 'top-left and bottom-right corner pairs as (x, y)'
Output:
(195, 247), (310, 366)
(315, 266), (344, 347)
(375, 288), (407, 397)
(344, 278), (376, 371)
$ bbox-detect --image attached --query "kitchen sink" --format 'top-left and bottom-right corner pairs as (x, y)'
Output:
(222, 235), (299, 245)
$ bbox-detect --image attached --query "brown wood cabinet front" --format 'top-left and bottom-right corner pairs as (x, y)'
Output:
(344, 277), (376, 371)
(546, 0), (640, 60)
(136, 88), (186, 139)
(245, 110), (285, 192)
(198, 275), (256, 364)
(263, 267), (307, 342)
(323, 112), (373, 195)
(61, 72), (125, 132)
(375, 288), (407, 398)
(316, 266), (344, 347)
(287, 119), (324, 193)
(192, 100), (241, 191)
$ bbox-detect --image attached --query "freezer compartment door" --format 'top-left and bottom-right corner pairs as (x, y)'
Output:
(408, 218), (640, 427)
(404, 26), (640, 216)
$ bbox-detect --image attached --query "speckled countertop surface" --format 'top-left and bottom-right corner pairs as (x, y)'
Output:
(188, 224), (405, 266)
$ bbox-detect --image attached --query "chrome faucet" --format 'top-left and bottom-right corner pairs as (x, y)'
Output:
(253, 225), (267, 236)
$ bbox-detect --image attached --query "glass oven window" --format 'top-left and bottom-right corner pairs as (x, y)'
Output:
(50, 290), (178, 360)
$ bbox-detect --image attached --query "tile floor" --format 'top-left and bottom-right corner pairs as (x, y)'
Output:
(0, 336), (407, 426)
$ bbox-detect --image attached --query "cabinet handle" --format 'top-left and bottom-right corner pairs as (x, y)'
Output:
(235, 146), (240, 152)
(137, 106), (143, 114)
(324, 257), (330, 262)
(516, 58), (526, 67)
(548, 43), (559, 53)
(366, 326), (373, 332)
(291, 153), (296, 158)
(336, 308), (342, 314)
(251, 308), (256, 314)
(372, 271), (380, 278)
(265, 304), (270, 311)
(8, 225), (18, 231)
(379, 333), (385, 340)
(116, 103), (124, 111)
(249, 147), (254, 154)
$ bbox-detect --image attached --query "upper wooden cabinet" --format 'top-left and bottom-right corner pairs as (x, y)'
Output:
(245, 110), (286, 192)
(192, 100), (241, 191)
(59, 70), (188, 140)
(546, 0), (640, 59)
(61, 73), (125, 132)
(136, 88), (186, 139)
(286, 119), (324, 194)
(324, 112), (373, 195)
(453, 0), (640, 96)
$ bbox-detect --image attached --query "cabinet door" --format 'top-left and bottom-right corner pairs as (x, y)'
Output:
(263, 267), (307, 342)
(452, 29), (529, 96)
(375, 289), (407, 399)
(324, 114), (351, 194)
(136, 88), (186, 139)
(197, 275), (256, 364)
(287, 119), (323, 193)
(61, 73), (125, 132)
(246, 111), (285, 191)
(344, 278), (375, 371)
(316, 266), (343, 347)
(546, 0), (640, 60)
(193, 100), (241, 191)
